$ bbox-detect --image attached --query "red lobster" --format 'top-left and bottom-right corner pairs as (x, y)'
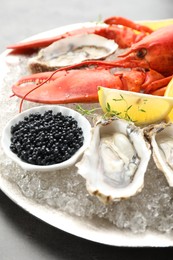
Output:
(9, 17), (173, 107)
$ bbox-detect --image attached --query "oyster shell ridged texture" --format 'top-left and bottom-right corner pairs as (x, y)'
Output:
(76, 118), (151, 203)
(150, 123), (173, 187)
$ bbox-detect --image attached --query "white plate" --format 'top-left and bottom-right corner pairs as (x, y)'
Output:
(0, 22), (173, 247)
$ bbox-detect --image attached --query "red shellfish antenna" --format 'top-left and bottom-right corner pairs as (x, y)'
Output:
(19, 68), (63, 113)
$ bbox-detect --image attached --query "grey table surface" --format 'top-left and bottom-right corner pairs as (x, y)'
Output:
(0, 0), (173, 259)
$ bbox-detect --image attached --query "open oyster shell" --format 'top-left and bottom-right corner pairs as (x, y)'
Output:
(149, 123), (173, 187)
(28, 34), (118, 73)
(76, 118), (151, 203)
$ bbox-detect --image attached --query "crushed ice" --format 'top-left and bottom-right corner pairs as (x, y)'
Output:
(1, 53), (173, 234)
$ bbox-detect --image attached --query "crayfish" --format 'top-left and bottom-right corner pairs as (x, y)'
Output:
(8, 16), (173, 108)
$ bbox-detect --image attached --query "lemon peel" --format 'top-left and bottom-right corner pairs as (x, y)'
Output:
(140, 19), (173, 31)
(164, 78), (173, 122)
(98, 87), (173, 126)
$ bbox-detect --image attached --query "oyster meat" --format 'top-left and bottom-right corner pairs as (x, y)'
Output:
(28, 34), (118, 73)
(76, 118), (151, 203)
(150, 123), (173, 186)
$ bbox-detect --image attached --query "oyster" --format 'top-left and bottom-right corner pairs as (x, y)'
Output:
(28, 34), (118, 73)
(76, 118), (151, 203)
(149, 123), (173, 186)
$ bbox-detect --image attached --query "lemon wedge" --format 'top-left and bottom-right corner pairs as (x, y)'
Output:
(140, 19), (173, 31)
(165, 78), (173, 97)
(164, 78), (173, 122)
(98, 87), (173, 126)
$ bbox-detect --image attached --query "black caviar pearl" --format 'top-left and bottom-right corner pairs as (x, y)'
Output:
(10, 110), (84, 166)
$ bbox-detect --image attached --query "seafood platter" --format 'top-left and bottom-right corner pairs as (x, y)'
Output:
(1, 16), (173, 247)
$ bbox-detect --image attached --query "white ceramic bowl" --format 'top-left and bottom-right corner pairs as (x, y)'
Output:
(1, 105), (92, 172)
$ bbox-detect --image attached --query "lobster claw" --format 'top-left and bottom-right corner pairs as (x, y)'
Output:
(7, 16), (153, 53)
(12, 69), (122, 104)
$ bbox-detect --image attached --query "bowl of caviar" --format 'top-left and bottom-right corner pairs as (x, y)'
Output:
(1, 105), (92, 172)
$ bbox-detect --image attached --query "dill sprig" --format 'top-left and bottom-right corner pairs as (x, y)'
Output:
(76, 95), (148, 124)
(76, 104), (101, 116)
(105, 95), (148, 123)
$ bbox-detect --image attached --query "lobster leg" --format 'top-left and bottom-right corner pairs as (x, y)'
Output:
(145, 76), (173, 95)
(113, 68), (165, 94)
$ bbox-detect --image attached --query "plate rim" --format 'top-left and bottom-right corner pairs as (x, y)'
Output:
(1, 21), (173, 247)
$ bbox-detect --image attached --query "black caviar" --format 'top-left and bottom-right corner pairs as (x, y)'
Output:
(10, 110), (84, 166)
